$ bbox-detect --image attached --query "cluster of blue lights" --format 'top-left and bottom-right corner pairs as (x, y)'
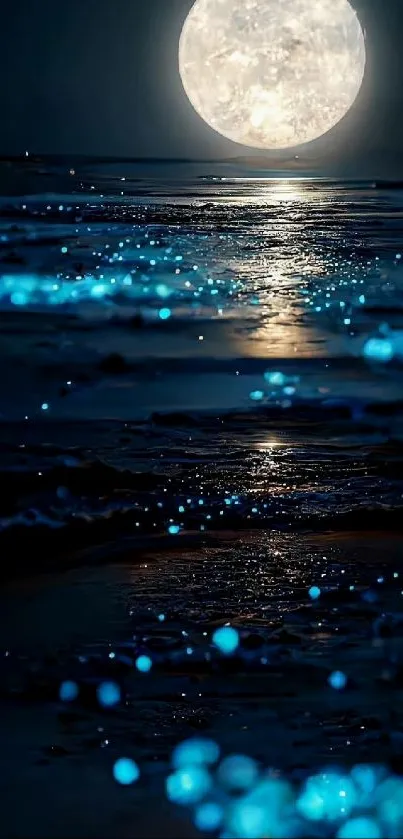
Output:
(165, 738), (403, 837)
(0, 215), (245, 317)
(249, 370), (300, 405)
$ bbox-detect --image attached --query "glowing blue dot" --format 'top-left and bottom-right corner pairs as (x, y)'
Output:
(156, 284), (170, 298)
(168, 524), (180, 535)
(264, 371), (286, 386)
(11, 291), (28, 305)
(158, 613), (165, 622)
(351, 765), (383, 802)
(61, 246), (68, 254)
(59, 680), (79, 702)
(359, 294), (366, 304)
(249, 390), (264, 402)
(297, 772), (356, 822)
(363, 337), (393, 363)
(212, 626), (239, 655)
(113, 758), (140, 786)
(90, 283), (108, 299)
(96, 681), (121, 708)
(178, 505), (185, 513)
(309, 586), (321, 601)
(166, 766), (212, 805)
(194, 802), (223, 832)
(328, 670), (347, 690)
(135, 655), (152, 673)
(336, 817), (381, 838)
(41, 403), (49, 411)
(172, 738), (220, 769)
(229, 801), (270, 839)
(159, 307), (171, 320)
(377, 777), (403, 825)
(218, 754), (258, 791)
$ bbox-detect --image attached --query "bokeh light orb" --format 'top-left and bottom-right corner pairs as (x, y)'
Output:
(135, 654), (153, 673)
(166, 766), (212, 805)
(59, 680), (79, 702)
(172, 738), (221, 769)
(212, 625), (240, 655)
(179, 0), (366, 149)
(113, 758), (140, 786)
(217, 755), (259, 791)
(96, 680), (121, 708)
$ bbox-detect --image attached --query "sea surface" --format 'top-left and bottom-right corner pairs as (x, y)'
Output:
(1, 158), (403, 837)
(1, 159), (403, 557)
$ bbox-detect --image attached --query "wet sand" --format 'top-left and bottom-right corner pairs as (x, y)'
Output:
(1, 531), (402, 837)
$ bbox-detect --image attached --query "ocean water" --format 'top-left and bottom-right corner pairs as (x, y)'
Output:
(0, 159), (402, 564)
(2, 159), (403, 837)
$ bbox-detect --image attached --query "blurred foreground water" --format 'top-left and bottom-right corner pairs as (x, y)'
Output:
(1, 158), (403, 837)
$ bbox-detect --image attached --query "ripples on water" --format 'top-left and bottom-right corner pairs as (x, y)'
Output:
(0, 160), (402, 558)
(2, 159), (403, 837)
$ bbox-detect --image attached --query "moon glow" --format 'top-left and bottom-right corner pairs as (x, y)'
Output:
(179, 0), (366, 150)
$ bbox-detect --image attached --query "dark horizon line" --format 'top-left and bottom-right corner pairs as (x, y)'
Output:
(1, 153), (402, 184)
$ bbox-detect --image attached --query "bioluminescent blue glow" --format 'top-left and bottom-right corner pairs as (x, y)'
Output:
(297, 772), (356, 822)
(59, 680), (79, 702)
(172, 738), (220, 769)
(168, 524), (181, 535)
(135, 655), (152, 673)
(264, 371), (286, 386)
(166, 766), (212, 805)
(96, 680), (121, 708)
(165, 741), (403, 838)
(249, 390), (264, 402)
(194, 802), (224, 832)
(308, 585), (321, 600)
(228, 801), (271, 839)
(328, 670), (347, 690)
(350, 765), (385, 805)
(362, 337), (394, 363)
(336, 816), (381, 838)
(218, 755), (258, 791)
(159, 307), (172, 320)
(113, 758), (140, 786)
(212, 625), (240, 655)
(377, 777), (403, 827)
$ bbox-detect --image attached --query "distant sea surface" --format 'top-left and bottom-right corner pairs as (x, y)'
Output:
(0, 157), (403, 572)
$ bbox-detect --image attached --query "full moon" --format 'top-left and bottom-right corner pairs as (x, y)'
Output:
(179, 0), (366, 149)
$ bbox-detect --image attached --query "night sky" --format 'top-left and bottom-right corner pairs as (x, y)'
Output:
(0, 0), (402, 172)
